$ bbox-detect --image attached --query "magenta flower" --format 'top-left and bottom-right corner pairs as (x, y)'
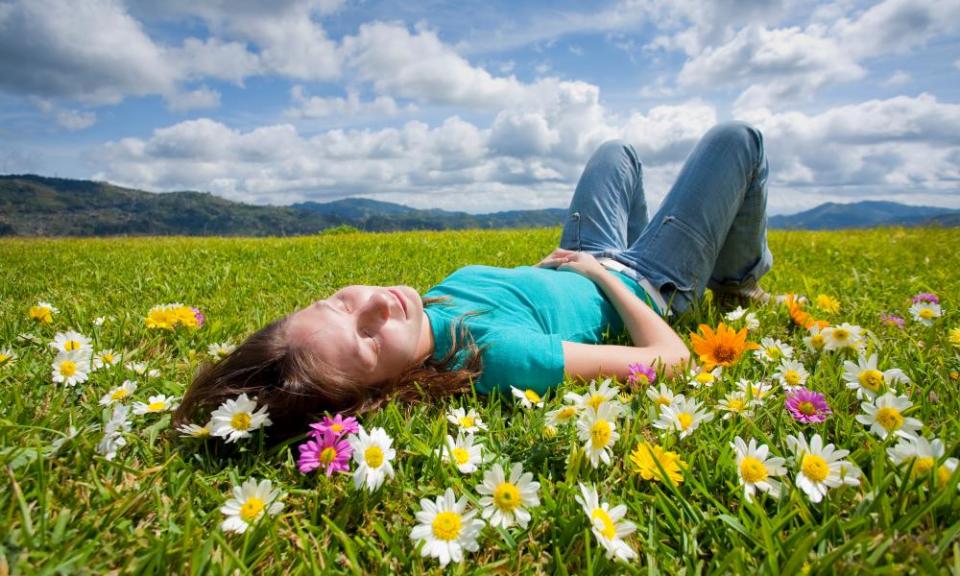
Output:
(912, 292), (939, 304)
(626, 362), (657, 387)
(298, 430), (352, 475)
(309, 414), (360, 439)
(191, 307), (205, 327)
(880, 312), (905, 328)
(785, 388), (832, 424)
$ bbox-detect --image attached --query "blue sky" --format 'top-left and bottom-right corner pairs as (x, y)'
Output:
(1, 0), (958, 215)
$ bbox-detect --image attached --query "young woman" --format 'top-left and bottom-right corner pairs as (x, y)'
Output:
(174, 121), (773, 439)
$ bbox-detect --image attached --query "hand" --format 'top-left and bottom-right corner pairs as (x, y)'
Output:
(535, 248), (607, 280)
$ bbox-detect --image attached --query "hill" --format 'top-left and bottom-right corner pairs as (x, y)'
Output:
(768, 200), (960, 229)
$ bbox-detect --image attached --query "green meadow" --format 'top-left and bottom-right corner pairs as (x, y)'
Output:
(1, 226), (959, 574)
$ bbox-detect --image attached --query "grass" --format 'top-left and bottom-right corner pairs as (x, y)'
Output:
(1, 226), (959, 574)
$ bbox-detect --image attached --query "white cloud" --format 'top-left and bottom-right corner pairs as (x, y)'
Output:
(55, 109), (96, 130)
(286, 86), (415, 119)
(883, 70), (912, 86)
(832, 0), (960, 60)
(165, 87), (222, 113)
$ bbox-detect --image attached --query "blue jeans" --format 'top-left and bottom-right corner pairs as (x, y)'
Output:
(559, 121), (772, 317)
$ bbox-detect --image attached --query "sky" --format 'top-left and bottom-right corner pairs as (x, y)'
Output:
(1, 0), (959, 216)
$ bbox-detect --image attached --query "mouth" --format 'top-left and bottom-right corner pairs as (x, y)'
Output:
(388, 288), (407, 319)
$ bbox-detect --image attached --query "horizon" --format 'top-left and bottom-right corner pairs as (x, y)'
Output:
(1, 0), (959, 216)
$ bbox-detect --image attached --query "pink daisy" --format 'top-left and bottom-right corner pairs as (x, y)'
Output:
(626, 362), (657, 387)
(785, 387), (832, 424)
(192, 307), (205, 327)
(879, 313), (905, 328)
(911, 292), (939, 304)
(309, 414), (360, 439)
(298, 430), (352, 476)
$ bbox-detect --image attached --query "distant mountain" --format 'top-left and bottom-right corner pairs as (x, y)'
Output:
(0, 175), (566, 236)
(768, 201), (960, 230)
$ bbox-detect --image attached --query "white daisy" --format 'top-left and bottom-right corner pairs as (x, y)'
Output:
(446, 407), (487, 433)
(653, 396), (714, 439)
(786, 433), (857, 503)
(744, 312), (760, 331)
(735, 378), (774, 406)
(436, 432), (485, 474)
(687, 366), (722, 388)
(0, 347), (16, 366)
(822, 322), (864, 352)
(724, 305), (748, 322)
(574, 483), (637, 562)
(837, 460), (863, 487)
(96, 404), (131, 461)
(855, 392), (922, 440)
(803, 324), (828, 354)
(717, 391), (753, 420)
(577, 402), (620, 468)
(207, 341), (237, 360)
(510, 386), (544, 409)
(646, 383), (683, 409)
(909, 301), (942, 327)
(773, 359), (809, 392)
(563, 378), (622, 417)
(731, 436), (787, 502)
(754, 337), (794, 364)
(546, 404), (580, 427)
(887, 436), (959, 490)
(51, 350), (91, 386)
(842, 353), (910, 400)
(220, 478), (285, 534)
(410, 488), (485, 567)
(177, 422), (212, 438)
(348, 426), (396, 491)
(132, 394), (178, 415)
(49, 330), (93, 355)
(93, 316), (108, 326)
(125, 361), (160, 378)
(92, 349), (122, 371)
(476, 462), (541, 529)
(209, 393), (273, 443)
(100, 380), (138, 406)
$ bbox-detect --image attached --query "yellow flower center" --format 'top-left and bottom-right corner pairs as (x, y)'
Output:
(810, 334), (825, 349)
(493, 482), (521, 512)
(586, 393), (605, 410)
(914, 457), (935, 476)
(591, 508), (617, 540)
(695, 372), (715, 385)
(364, 445), (384, 468)
(590, 419), (612, 449)
(558, 406), (577, 419)
(798, 401), (817, 416)
(766, 346), (782, 359)
(330, 423), (343, 433)
(937, 465), (953, 488)
(656, 395), (671, 407)
(875, 407), (904, 431)
(319, 447), (337, 465)
(524, 389), (541, 403)
(740, 456), (768, 483)
(65, 340), (82, 351)
(832, 328), (849, 341)
(727, 398), (745, 412)
(784, 371), (801, 385)
(147, 401), (165, 412)
(102, 353), (114, 364)
(0, 354), (8, 363)
(634, 374), (650, 386)
(919, 308), (933, 319)
(230, 412), (252, 431)
(677, 412), (694, 431)
(431, 511), (462, 541)
(110, 388), (128, 400)
(239, 497), (265, 522)
(801, 454), (829, 482)
(459, 416), (475, 428)
(859, 370), (884, 392)
(59, 360), (77, 377)
(451, 447), (470, 466)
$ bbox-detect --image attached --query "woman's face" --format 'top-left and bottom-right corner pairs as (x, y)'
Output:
(285, 284), (433, 387)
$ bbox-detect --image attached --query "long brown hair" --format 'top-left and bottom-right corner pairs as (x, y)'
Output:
(172, 296), (486, 441)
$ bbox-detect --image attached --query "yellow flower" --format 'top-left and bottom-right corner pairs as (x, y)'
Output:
(815, 294), (840, 314)
(689, 323), (758, 371)
(145, 305), (178, 330)
(630, 442), (686, 484)
(949, 327), (960, 350)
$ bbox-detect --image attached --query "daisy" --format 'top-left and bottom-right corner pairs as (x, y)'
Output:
(93, 316), (108, 326)
(690, 322), (758, 370)
(786, 433), (857, 503)
(577, 402), (620, 468)
(574, 483), (637, 562)
(92, 349), (122, 371)
(949, 327), (960, 349)
(880, 313), (905, 329)
(785, 388), (831, 424)
(744, 312), (760, 331)
(309, 414), (360, 439)
(724, 305), (748, 322)
(717, 391), (753, 420)
(209, 393), (273, 443)
(298, 430), (352, 476)
(125, 361), (160, 378)
(822, 323), (864, 352)
(855, 392), (922, 440)
(773, 359), (809, 391)
(51, 350), (91, 386)
(99, 380), (138, 406)
(912, 292), (939, 304)
(888, 436), (959, 489)
(736, 378), (774, 406)
(909, 301), (942, 327)
(646, 383), (682, 409)
(546, 404), (580, 427)
(220, 478), (285, 534)
(177, 421), (212, 438)
(688, 366), (722, 388)
(436, 432), (485, 474)
(754, 337), (794, 364)
(49, 330), (93, 355)
(348, 426), (396, 491)
(96, 404), (131, 461)
(626, 362), (656, 387)
(815, 294), (841, 314)
(654, 396), (714, 439)
(630, 441), (686, 484)
(803, 324), (828, 354)
(132, 394), (177, 415)
(476, 462), (541, 529)
(563, 378), (622, 416)
(731, 436), (787, 502)
(0, 348), (16, 366)
(842, 353), (909, 400)
(446, 407), (487, 433)
(207, 341), (237, 360)
(29, 301), (59, 324)
(410, 488), (484, 567)
(838, 460), (863, 487)
(511, 386), (544, 409)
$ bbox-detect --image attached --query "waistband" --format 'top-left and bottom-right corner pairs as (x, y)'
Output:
(596, 257), (672, 317)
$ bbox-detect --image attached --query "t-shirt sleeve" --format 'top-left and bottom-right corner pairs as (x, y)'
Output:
(473, 330), (565, 396)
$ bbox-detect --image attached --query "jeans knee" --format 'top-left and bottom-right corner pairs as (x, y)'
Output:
(710, 121), (763, 166)
(594, 139), (642, 173)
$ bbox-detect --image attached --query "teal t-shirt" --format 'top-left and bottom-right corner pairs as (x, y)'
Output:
(423, 265), (660, 395)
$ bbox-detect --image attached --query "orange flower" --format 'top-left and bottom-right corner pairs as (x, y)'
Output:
(785, 294), (830, 330)
(689, 322), (758, 370)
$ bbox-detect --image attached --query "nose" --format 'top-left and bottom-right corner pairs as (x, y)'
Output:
(360, 291), (392, 324)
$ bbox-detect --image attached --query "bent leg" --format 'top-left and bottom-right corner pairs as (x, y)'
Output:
(559, 140), (648, 256)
